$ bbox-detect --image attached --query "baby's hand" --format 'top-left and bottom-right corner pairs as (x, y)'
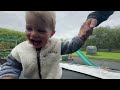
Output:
(1, 77), (15, 79)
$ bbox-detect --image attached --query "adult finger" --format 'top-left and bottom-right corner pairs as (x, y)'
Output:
(90, 19), (97, 28)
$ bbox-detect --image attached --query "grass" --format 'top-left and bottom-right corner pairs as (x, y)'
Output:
(72, 51), (120, 61)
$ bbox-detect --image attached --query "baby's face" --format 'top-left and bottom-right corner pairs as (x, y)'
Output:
(25, 13), (55, 48)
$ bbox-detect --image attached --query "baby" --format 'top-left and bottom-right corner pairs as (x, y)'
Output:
(0, 11), (93, 79)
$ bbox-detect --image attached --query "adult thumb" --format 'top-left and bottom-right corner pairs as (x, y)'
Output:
(90, 19), (97, 28)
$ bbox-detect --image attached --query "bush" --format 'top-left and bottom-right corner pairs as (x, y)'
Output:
(0, 28), (27, 58)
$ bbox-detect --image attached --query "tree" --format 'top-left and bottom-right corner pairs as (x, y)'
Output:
(83, 26), (120, 52)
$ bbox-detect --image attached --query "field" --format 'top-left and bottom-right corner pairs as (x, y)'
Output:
(72, 51), (120, 61)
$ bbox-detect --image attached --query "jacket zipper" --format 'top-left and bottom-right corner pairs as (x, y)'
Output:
(36, 49), (42, 79)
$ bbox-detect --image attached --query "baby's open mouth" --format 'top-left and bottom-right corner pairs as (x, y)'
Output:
(30, 39), (42, 46)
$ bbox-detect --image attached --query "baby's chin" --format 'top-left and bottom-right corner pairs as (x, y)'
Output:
(32, 44), (43, 49)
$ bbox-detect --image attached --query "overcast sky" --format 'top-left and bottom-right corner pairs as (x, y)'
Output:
(0, 11), (120, 39)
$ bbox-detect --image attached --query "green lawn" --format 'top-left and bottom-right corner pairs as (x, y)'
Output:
(72, 51), (120, 61)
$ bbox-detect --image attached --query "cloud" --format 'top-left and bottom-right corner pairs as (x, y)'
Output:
(0, 11), (120, 39)
(0, 11), (25, 32)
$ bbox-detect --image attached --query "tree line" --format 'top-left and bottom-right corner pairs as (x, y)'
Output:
(0, 26), (120, 52)
(83, 26), (120, 52)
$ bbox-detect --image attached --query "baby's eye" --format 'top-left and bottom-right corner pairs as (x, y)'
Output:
(38, 30), (47, 33)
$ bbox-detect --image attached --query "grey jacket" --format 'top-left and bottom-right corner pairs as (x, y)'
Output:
(87, 11), (114, 26)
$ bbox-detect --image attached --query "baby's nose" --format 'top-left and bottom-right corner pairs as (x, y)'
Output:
(31, 31), (39, 37)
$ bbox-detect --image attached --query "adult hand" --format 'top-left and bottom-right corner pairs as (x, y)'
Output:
(79, 18), (97, 41)
(84, 18), (97, 28)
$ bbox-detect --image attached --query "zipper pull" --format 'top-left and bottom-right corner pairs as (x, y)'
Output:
(36, 48), (41, 58)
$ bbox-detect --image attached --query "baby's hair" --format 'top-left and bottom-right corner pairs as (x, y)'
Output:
(26, 11), (56, 31)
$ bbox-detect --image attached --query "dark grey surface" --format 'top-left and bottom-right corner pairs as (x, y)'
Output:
(61, 68), (100, 79)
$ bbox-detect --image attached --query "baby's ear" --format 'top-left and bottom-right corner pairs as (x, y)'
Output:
(51, 31), (55, 37)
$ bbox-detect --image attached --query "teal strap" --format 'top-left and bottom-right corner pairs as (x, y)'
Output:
(76, 50), (97, 66)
